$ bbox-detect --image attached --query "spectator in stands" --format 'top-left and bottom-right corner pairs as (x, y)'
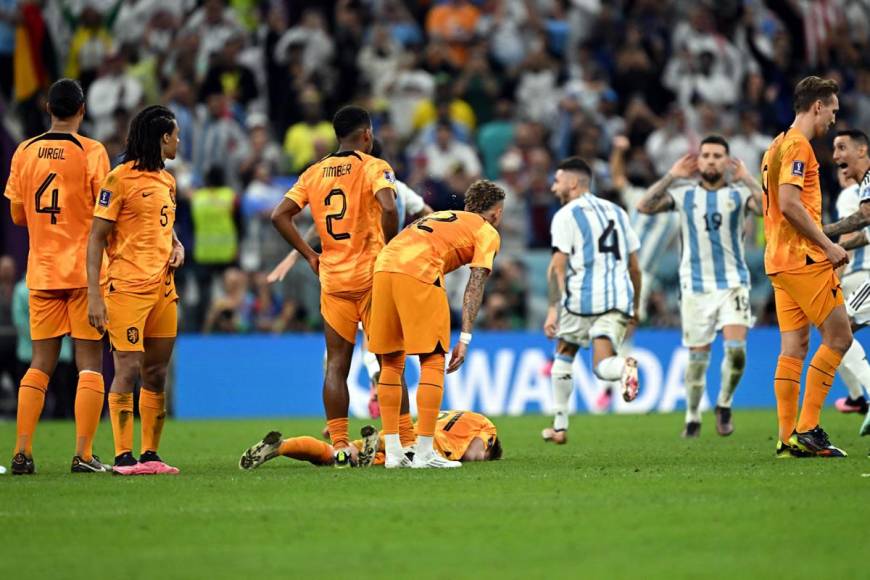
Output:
(86, 48), (144, 142)
(0, 0), (17, 102)
(194, 90), (249, 189)
(494, 149), (529, 256)
(274, 8), (334, 78)
(645, 106), (695, 177)
(282, 87), (336, 174)
(728, 109), (772, 177)
(200, 31), (259, 120)
(62, 1), (116, 92)
(421, 119), (482, 206)
(181, 0), (243, 79)
(357, 24), (405, 101)
(203, 267), (248, 334)
(236, 112), (283, 187)
(425, 0), (480, 67)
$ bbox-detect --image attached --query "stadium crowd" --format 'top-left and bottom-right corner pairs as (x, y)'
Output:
(1, 0), (869, 349)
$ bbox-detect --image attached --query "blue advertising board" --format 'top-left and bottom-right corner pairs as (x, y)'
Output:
(174, 328), (861, 419)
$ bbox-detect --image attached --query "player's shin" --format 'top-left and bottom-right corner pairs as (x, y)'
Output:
(797, 345), (842, 433)
(551, 355), (573, 430)
(838, 340), (870, 400)
(774, 356), (803, 442)
(378, 352), (405, 461)
(74, 371), (105, 460)
(15, 368), (49, 455)
(139, 387), (166, 454)
(718, 340), (746, 408)
(279, 436), (334, 465)
(684, 351), (710, 423)
(416, 352), (446, 458)
(108, 392), (135, 458)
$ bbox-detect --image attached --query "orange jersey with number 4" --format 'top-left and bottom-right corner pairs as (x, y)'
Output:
(375, 210), (500, 283)
(94, 161), (177, 292)
(761, 128), (827, 274)
(4, 132), (109, 290)
(285, 151), (397, 294)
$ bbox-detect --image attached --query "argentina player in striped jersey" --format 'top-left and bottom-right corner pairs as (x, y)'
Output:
(637, 136), (763, 438)
(824, 130), (870, 436)
(542, 157), (642, 445)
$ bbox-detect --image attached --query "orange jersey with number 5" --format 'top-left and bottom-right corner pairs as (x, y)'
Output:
(761, 128), (826, 274)
(4, 132), (109, 290)
(375, 210), (500, 283)
(285, 151), (397, 294)
(93, 161), (177, 292)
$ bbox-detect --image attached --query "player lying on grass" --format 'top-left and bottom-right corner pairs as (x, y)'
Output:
(239, 411), (502, 469)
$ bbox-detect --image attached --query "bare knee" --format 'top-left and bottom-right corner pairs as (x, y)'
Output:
(112, 354), (141, 391)
(781, 331), (809, 360)
(827, 332), (853, 355)
(142, 363), (169, 391)
(555, 340), (578, 359)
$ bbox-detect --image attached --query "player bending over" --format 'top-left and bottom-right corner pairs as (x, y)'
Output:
(637, 136), (763, 438)
(543, 157), (641, 445)
(239, 411), (502, 469)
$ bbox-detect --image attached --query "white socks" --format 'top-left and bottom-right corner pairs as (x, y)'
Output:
(384, 433), (402, 461)
(685, 350), (710, 423)
(416, 435), (434, 457)
(839, 340), (870, 400)
(363, 350), (380, 381)
(718, 340), (745, 408)
(551, 356), (573, 431)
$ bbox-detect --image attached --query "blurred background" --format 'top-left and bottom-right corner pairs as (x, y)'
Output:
(0, 0), (868, 417)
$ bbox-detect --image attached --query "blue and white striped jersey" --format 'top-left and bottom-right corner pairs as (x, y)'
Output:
(836, 180), (870, 274)
(623, 184), (680, 273)
(858, 168), (870, 203)
(396, 179), (426, 226)
(551, 194), (640, 317)
(669, 183), (752, 294)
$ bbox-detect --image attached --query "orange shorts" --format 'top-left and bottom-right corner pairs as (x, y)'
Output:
(29, 288), (103, 341)
(321, 288), (371, 344)
(106, 274), (178, 352)
(769, 261), (844, 332)
(368, 271), (450, 355)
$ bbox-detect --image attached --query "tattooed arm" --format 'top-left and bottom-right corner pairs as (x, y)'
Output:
(839, 230), (869, 251)
(447, 267), (491, 373)
(823, 203), (870, 237)
(730, 158), (765, 216)
(637, 153), (697, 214)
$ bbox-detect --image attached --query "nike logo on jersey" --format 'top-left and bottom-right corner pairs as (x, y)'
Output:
(142, 192), (154, 198)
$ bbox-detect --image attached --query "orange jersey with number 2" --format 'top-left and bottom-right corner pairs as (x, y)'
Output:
(4, 132), (109, 290)
(285, 150), (397, 294)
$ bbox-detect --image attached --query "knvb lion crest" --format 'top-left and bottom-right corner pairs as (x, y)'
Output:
(127, 327), (140, 344)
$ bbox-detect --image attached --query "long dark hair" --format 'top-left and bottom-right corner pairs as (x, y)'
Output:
(122, 105), (176, 171)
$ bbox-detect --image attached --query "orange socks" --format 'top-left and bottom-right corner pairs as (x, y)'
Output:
(15, 368), (49, 455)
(774, 356), (802, 442)
(139, 388), (166, 455)
(108, 392), (134, 457)
(797, 345), (842, 433)
(74, 371), (104, 460)
(399, 413), (415, 448)
(416, 353), (446, 437)
(326, 417), (349, 449)
(377, 352), (405, 435)
(279, 436), (334, 465)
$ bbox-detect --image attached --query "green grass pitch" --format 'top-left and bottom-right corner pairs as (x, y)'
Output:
(1, 410), (867, 579)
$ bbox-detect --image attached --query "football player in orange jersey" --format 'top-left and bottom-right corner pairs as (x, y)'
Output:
(761, 77), (853, 458)
(238, 410), (502, 469)
(4, 79), (111, 475)
(271, 106), (399, 465)
(86, 105), (185, 475)
(368, 180), (504, 468)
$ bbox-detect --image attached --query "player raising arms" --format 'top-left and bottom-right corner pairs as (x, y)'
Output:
(271, 106), (399, 465)
(762, 76), (852, 458)
(542, 157), (641, 445)
(5, 79), (110, 475)
(369, 180), (504, 468)
(637, 136), (763, 438)
(87, 105), (185, 475)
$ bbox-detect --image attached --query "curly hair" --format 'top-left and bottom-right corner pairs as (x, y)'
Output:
(464, 179), (506, 214)
(122, 105), (176, 171)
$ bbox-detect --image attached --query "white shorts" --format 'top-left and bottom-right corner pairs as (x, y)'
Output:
(843, 271), (870, 326)
(679, 286), (753, 348)
(557, 309), (630, 349)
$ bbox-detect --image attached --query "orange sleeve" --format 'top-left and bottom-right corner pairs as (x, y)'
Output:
(87, 143), (111, 204)
(778, 139), (812, 190)
(365, 158), (398, 197)
(94, 171), (125, 222)
(3, 147), (22, 204)
(470, 223), (500, 271)
(285, 168), (311, 209)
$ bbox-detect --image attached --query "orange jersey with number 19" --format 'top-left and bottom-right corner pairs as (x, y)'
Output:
(3, 132), (109, 290)
(285, 150), (397, 294)
(93, 161), (177, 292)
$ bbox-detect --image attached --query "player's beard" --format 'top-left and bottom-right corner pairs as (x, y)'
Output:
(701, 170), (722, 184)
